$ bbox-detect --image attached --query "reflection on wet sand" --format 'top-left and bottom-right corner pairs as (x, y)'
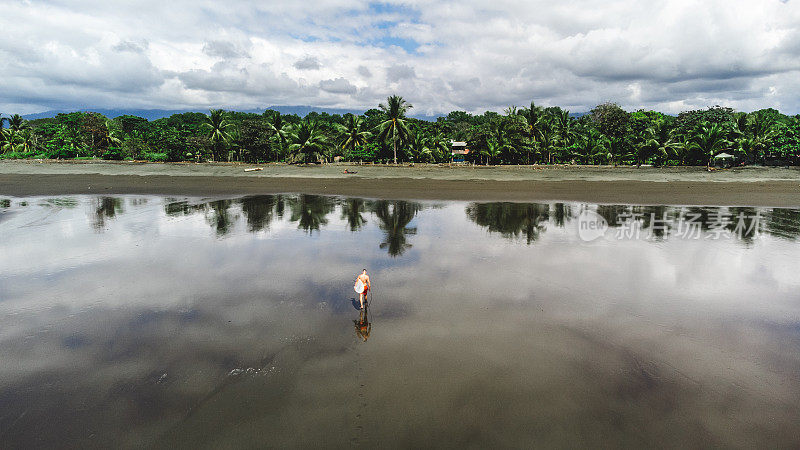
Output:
(165, 195), (427, 255)
(466, 202), (550, 244)
(341, 198), (369, 232)
(354, 301), (372, 342)
(69, 194), (800, 245)
(0, 195), (799, 447)
(373, 200), (422, 256)
(91, 197), (124, 231)
(240, 195), (282, 232)
(468, 202), (800, 244)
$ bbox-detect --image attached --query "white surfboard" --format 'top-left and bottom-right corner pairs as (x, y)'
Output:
(354, 279), (365, 294)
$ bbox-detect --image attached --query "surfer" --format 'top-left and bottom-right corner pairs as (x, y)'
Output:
(354, 269), (371, 309)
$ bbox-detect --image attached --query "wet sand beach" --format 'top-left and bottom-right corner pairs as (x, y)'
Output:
(1, 160), (799, 206)
(1, 194), (799, 448)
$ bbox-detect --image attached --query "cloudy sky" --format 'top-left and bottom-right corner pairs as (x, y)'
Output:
(2, 0), (800, 116)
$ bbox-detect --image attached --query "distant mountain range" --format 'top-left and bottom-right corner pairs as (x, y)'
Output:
(22, 106), (443, 122)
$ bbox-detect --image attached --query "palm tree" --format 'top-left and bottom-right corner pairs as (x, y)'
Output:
(552, 109), (575, 163)
(265, 111), (290, 161)
(480, 138), (502, 165)
(672, 134), (693, 165)
(636, 119), (677, 167)
(730, 112), (774, 163)
(203, 109), (233, 161)
(288, 120), (329, 164)
(571, 129), (608, 164)
(537, 122), (559, 165)
(98, 120), (122, 148)
(748, 114), (777, 163)
(689, 122), (730, 169)
(406, 128), (431, 162)
(749, 113), (777, 141)
(736, 136), (761, 162)
(13, 129), (35, 153)
(608, 136), (635, 166)
(377, 95), (413, 164)
(488, 119), (521, 164)
(517, 102), (547, 164)
(427, 133), (451, 163)
(7, 114), (27, 133)
(337, 114), (371, 159)
(226, 127), (243, 162)
(730, 112), (750, 141)
(0, 115), (28, 154)
(0, 129), (13, 153)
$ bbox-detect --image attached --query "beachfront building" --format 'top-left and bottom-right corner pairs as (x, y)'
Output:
(450, 141), (470, 163)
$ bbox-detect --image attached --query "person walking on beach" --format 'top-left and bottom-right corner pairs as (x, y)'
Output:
(355, 269), (371, 309)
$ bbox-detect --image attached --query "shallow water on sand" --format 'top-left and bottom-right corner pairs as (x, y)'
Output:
(1, 195), (799, 448)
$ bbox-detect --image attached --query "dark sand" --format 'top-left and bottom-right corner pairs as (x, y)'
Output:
(2, 160), (799, 206)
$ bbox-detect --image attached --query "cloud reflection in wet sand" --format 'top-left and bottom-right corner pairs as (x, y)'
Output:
(0, 195), (799, 448)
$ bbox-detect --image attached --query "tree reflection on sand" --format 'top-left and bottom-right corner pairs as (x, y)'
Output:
(206, 200), (237, 237)
(162, 195), (425, 255)
(341, 198), (370, 232)
(466, 202), (550, 244)
(240, 195), (284, 232)
(287, 195), (337, 233)
(91, 197), (124, 231)
(763, 207), (800, 241)
(372, 200), (423, 257)
(467, 202), (800, 244)
(148, 196), (800, 245)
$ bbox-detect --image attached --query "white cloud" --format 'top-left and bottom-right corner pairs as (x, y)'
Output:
(357, 65), (372, 78)
(293, 55), (322, 70)
(1, 0), (800, 114)
(386, 63), (416, 82)
(202, 40), (250, 59)
(319, 77), (357, 94)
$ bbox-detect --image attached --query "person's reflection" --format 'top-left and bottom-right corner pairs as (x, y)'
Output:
(354, 302), (371, 342)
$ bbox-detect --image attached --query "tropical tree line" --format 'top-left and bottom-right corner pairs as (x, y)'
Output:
(2, 97), (799, 166)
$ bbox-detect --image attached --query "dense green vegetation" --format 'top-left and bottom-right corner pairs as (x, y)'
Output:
(2, 97), (799, 166)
